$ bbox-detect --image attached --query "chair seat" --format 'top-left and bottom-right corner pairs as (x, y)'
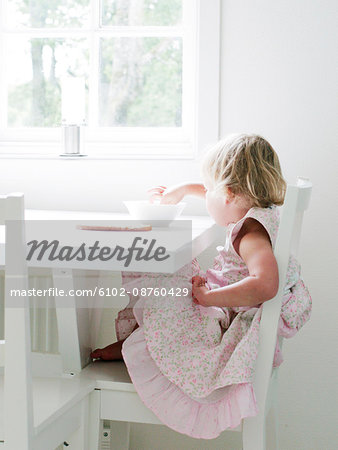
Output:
(80, 360), (135, 391)
(0, 361), (247, 442)
(0, 374), (95, 440)
(81, 362), (243, 431)
(81, 361), (172, 425)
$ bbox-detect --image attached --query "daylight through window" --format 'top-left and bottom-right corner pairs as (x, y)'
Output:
(0, 0), (197, 154)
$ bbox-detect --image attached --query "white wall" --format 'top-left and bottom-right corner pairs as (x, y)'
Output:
(1, 0), (337, 448)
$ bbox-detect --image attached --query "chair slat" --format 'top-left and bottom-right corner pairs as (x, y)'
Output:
(243, 178), (312, 448)
(296, 178), (312, 212)
(4, 192), (25, 221)
(4, 194), (34, 449)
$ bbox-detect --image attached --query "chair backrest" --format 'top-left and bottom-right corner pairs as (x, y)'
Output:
(251, 177), (312, 416)
(1, 193), (34, 449)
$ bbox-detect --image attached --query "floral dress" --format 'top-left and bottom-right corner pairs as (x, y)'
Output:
(116, 205), (312, 439)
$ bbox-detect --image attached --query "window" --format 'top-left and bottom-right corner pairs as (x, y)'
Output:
(0, 0), (220, 157)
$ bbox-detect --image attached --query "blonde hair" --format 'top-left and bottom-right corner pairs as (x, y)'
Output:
(201, 133), (287, 208)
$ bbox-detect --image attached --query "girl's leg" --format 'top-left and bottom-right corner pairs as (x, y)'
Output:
(115, 303), (138, 342)
(91, 271), (143, 361)
(90, 323), (139, 361)
(91, 257), (201, 361)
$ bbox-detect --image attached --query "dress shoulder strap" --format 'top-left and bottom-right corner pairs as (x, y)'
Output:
(230, 205), (280, 249)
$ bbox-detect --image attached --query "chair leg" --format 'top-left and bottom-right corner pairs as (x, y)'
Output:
(269, 403), (279, 450)
(61, 397), (90, 450)
(110, 421), (130, 450)
(87, 390), (102, 450)
(242, 414), (266, 450)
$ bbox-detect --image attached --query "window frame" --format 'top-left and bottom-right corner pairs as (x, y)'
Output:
(0, 0), (220, 159)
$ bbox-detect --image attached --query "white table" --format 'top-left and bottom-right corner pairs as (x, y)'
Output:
(1, 209), (222, 271)
(1, 209), (224, 373)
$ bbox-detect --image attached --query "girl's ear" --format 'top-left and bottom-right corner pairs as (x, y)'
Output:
(224, 187), (235, 204)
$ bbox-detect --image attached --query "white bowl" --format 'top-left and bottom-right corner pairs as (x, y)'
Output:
(123, 201), (186, 227)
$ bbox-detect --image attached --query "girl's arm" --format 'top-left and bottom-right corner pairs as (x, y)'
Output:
(183, 183), (207, 198)
(192, 221), (279, 307)
(148, 183), (206, 204)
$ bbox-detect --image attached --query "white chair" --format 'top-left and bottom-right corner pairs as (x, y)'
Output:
(0, 193), (95, 450)
(242, 176), (312, 449)
(83, 177), (312, 450)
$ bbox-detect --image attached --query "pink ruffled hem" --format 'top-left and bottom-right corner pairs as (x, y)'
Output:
(122, 325), (259, 439)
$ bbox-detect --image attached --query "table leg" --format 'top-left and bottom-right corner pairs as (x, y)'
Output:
(52, 268), (84, 374)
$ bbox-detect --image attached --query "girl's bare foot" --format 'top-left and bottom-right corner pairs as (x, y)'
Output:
(90, 340), (124, 361)
(90, 323), (139, 361)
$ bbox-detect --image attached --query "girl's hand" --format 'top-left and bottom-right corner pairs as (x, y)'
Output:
(147, 184), (187, 204)
(192, 276), (210, 306)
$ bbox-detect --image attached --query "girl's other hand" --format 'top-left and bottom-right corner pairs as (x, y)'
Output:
(192, 276), (209, 306)
(147, 184), (186, 204)
(191, 275), (205, 285)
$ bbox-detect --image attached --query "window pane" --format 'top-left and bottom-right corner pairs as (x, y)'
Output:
(7, 37), (89, 127)
(101, 0), (182, 26)
(99, 37), (182, 127)
(6, 0), (91, 28)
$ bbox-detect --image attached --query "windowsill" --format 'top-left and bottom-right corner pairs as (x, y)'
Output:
(0, 153), (196, 160)
(0, 142), (196, 160)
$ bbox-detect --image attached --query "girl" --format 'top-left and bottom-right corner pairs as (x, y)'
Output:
(91, 133), (312, 439)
